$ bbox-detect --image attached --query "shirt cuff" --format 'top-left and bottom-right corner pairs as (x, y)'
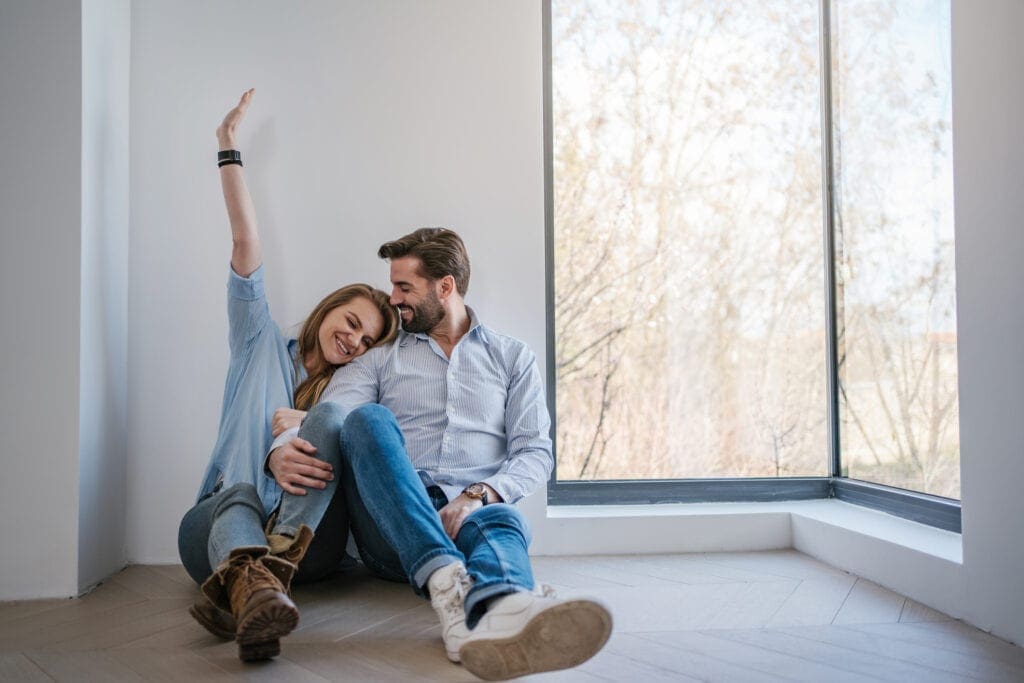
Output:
(482, 474), (521, 505)
(264, 426), (300, 476)
(228, 262), (265, 301)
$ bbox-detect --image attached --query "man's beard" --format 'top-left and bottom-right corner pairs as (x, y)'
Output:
(400, 289), (445, 333)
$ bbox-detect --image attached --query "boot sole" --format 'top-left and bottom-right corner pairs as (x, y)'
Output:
(188, 601), (235, 641)
(239, 639), (281, 662)
(459, 599), (612, 680)
(235, 591), (299, 661)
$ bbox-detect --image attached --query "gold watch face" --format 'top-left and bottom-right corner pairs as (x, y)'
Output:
(464, 483), (485, 499)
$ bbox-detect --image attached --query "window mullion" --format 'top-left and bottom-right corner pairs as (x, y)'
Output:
(818, 0), (842, 480)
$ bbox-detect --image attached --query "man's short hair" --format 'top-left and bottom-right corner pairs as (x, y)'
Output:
(378, 228), (471, 296)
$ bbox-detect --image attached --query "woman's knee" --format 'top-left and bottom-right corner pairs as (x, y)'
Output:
(296, 402), (350, 468)
(302, 401), (348, 432)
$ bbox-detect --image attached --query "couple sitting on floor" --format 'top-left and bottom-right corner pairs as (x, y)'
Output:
(177, 89), (611, 681)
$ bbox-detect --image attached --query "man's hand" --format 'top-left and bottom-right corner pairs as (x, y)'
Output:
(267, 437), (333, 496)
(439, 494), (484, 540)
(271, 408), (307, 437)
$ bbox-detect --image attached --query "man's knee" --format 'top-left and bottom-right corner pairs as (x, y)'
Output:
(343, 404), (397, 435)
(341, 404), (402, 457)
(465, 503), (533, 545)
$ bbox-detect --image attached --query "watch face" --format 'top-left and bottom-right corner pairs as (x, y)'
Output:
(465, 483), (485, 498)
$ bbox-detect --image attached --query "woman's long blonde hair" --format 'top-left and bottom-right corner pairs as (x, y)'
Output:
(293, 284), (399, 410)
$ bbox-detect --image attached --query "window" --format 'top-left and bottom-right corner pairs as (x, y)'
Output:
(547, 0), (959, 524)
(831, 0), (958, 499)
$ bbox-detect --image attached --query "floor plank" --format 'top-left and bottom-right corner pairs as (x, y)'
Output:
(0, 653), (53, 681)
(832, 579), (907, 625)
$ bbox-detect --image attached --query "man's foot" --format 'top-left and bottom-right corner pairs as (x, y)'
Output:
(427, 562), (473, 662)
(458, 586), (612, 680)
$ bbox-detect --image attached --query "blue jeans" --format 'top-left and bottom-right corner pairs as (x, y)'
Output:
(310, 402), (536, 624)
(178, 404), (355, 585)
(179, 402), (535, 625)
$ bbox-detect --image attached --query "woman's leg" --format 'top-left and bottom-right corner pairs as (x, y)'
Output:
(268, 402), (348, 538)
(267, 402), (352, 582)
(178, 483), (268, 585)
(178, 482), (299, 661)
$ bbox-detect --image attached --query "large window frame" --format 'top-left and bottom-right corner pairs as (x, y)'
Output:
(542, 0), (962, 533)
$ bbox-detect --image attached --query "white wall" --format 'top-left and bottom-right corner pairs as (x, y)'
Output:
(952, 0), (1024, 646)
(79, 0), (130, 593)
(0, 0), (83, 599)
(0, 0), (130, 601)
(126, 0), (546, 562)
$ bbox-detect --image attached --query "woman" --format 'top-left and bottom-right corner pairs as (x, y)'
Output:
(177, 89), (399, 662)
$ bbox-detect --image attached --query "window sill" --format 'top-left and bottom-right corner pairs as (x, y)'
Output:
(530, 497), (965, 618)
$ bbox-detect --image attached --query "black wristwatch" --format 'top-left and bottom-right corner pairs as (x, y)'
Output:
(463, 483), (490, 506)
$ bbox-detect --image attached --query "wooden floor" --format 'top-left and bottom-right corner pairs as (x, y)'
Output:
(2, 550), (1022, 682)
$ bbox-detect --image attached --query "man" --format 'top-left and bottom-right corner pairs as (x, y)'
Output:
(270, 228), (611, 679)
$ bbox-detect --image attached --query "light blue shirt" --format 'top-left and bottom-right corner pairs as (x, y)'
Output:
(196, 265), (298, 516)
(276, 308), (553, 504)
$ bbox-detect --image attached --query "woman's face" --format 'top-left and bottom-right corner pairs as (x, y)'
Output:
(317, 296), (385, 366)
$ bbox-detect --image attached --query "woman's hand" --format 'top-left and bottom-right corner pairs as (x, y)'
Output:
(268, 438), (334, 496)
(272, 408), (307, 437)
(217, 88), (254, 150)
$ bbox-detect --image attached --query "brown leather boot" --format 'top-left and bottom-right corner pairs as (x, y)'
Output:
(267, 524), (314, 566)
(188, 596), (235, 640)
(201, 546), (300, 662)
(191, 527), (312, 643)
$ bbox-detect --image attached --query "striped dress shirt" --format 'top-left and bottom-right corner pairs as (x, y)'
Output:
(279, 308), (553, 504)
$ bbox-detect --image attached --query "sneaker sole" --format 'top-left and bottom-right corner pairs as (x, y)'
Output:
(459, 599), (612, 680)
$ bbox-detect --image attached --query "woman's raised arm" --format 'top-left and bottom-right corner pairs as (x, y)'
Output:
(217, 89), (262, 277)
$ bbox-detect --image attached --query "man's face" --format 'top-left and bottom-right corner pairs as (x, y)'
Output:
(389, 256), (446, 333)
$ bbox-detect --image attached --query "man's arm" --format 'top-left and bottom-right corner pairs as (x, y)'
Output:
(485, 345), (553, 504)
(438, 343), (552, 539)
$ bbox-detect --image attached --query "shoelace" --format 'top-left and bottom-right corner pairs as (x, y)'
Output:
(535, 583), (557, 599)
(441, 569), (474, 621)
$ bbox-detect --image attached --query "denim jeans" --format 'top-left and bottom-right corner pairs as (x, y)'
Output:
(178, 404), (354, 585)
(308, 401), (536, 624)
(179, 401), (535, 625)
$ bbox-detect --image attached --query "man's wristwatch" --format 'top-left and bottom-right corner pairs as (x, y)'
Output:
(462, 483), (489, 506)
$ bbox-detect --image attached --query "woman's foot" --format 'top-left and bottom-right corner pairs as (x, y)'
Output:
(201, 547), (301, 661)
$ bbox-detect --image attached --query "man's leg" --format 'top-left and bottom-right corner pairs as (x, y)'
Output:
(339, 404), (465, 589)
(451, 504), (613, 680)
(336, 404), (472, 661)
(453, 504), (535, 627)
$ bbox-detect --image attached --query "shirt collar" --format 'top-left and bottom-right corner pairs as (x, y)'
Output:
(405, 305), (489, 345)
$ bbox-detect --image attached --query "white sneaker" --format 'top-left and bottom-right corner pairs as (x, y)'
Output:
(427, 562), (473, 663)
(458, 585), (612, 680)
